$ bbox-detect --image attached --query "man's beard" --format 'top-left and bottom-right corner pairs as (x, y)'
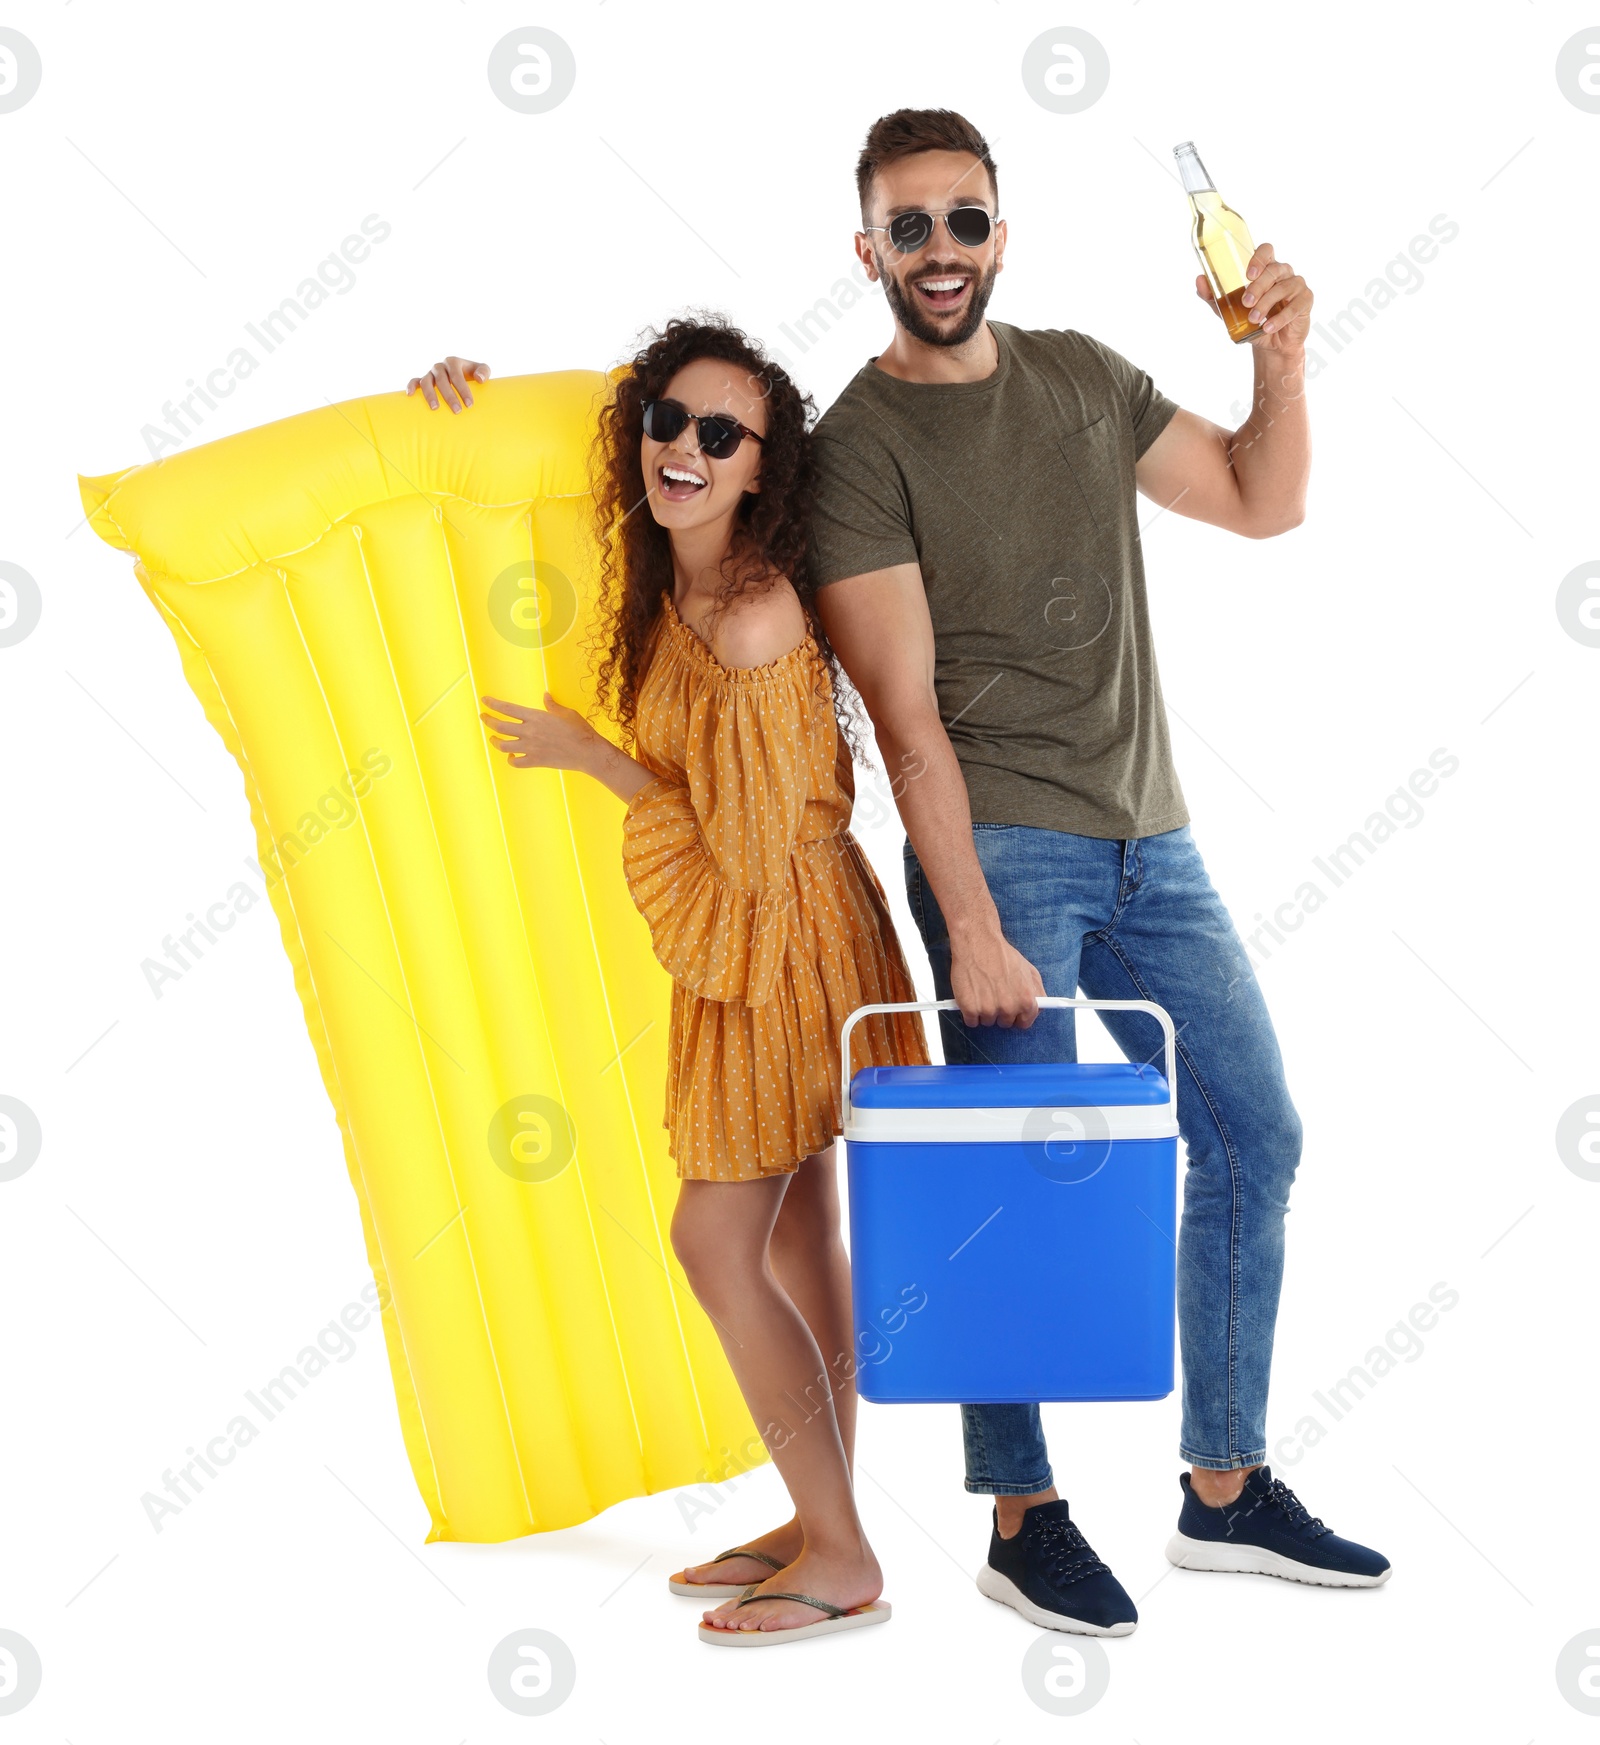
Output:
(881, 259), (998, 348)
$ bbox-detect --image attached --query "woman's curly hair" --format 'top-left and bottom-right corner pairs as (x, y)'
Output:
(587, 314), (865, 761)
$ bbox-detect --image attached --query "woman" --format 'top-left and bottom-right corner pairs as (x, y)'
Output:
(408, 321), (928, 1644)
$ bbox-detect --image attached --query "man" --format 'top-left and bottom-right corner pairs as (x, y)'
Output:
(405, 104), (1390, 1636)
(802, 108), (1389, 1634)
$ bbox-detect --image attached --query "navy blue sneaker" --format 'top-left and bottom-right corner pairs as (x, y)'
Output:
(976, 1499), (1138, 1635)
(1166, 1466), (1391, 1588)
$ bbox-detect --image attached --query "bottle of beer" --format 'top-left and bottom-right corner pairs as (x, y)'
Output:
(1173, 141), (1259, 344)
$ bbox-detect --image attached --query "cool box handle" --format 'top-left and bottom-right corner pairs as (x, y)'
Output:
(839, 996), (1178, 1128)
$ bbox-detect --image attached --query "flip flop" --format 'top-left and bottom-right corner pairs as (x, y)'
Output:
(667, 1546), (786, 1598)
(698, 1587), (893, 1647)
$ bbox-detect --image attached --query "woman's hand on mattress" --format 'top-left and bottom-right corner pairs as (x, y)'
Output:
(480, 693), (657, 804)
(480, 692), (599, 770)
(406, 356), (491, 412)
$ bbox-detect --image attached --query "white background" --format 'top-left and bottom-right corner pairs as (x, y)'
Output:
(4, 2), (1598, 1738)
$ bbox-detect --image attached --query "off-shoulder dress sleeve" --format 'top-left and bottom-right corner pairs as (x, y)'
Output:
(621, 662), (814, 1006)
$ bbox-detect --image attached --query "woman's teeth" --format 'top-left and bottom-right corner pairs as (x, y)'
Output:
(660, 464), (707, 496)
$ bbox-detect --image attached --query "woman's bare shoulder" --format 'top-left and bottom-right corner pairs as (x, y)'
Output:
(711, 578), (809, 670)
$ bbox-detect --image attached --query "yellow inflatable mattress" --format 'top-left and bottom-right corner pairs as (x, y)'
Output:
(79, 373), (764, 1541)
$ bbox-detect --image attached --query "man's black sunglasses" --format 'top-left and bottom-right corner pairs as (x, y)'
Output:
(863, 205), (997, 255)
(642, 398), (765, 462)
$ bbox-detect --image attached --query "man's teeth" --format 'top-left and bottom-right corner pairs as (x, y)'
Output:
(662, 466), (706, 487)
(918, 278), (967, 293)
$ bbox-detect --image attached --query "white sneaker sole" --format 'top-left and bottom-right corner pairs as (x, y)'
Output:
(975, 1565), (1138, 1636)
(1164, 1532), (1391, 1588)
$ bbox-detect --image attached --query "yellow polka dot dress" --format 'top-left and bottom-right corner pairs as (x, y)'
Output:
(621, 591), (930, 1180)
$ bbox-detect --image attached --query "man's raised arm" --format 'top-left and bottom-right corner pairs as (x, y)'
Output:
(816, 563), (1043, 1030)
(1134, 241), (1313, 538)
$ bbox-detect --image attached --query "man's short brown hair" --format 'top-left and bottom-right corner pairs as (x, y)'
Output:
(855, 108), (999, 215)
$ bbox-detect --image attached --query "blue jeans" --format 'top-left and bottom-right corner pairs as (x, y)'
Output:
(903, 823), (1303, 1482)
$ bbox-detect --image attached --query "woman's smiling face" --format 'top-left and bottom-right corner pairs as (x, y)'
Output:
(642, 356), (768, 532)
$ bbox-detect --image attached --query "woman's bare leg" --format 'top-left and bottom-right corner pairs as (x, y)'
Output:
(770, 1146), (857, 1461)
(671, 1166), (880, 1633)
(676, 1146), (856, 1588)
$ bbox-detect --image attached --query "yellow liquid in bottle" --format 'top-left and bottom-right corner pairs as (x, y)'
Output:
(1188, 189), (1259, 344)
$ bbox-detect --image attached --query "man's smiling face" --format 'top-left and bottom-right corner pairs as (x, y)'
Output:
(857, 147), (1006, 348)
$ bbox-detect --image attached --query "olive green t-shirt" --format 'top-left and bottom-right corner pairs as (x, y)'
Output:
(809, 321), (1188, 840)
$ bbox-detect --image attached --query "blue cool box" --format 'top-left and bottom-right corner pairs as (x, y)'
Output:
(841, 1000), (1180, 1406)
